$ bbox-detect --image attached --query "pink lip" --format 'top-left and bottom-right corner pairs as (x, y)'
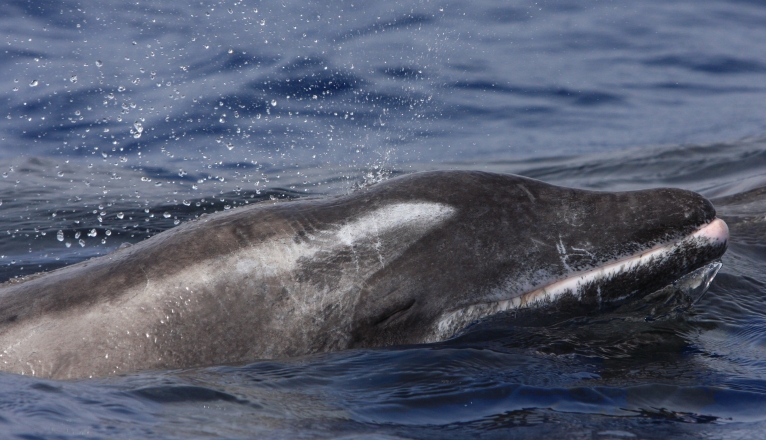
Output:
(693, 218), (729, 244)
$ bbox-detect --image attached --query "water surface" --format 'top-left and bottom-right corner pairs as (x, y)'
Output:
(1, 0), (766, 438)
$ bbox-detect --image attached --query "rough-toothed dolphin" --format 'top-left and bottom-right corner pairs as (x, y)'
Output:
(0, 171), (728, 379)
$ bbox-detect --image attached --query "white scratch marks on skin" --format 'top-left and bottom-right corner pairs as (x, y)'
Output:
(430, 219), (729, 342)
(517, 184), (535, 203)
(139, 265), (150, 295)
(555, 235), (572, 272)
(556, 238), (594, 270)
(529, 238), (547, 253)
(570, 246), (594, 258)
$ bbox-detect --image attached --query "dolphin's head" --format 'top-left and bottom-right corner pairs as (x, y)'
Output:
(348, 171), (728, 347)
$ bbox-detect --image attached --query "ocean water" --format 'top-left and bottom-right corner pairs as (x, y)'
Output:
(1, 0), (766, 438)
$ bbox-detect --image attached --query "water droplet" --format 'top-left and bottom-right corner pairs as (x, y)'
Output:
(228, 8), (233, 14)
(79, 239), (86, 247)
(117, 212), (124, 219)
(56, 230), (64, 241)
(174, 219), (180, 225)
(183, 200), (190, 206)
(105, 230), (112, 236)
(88, 229), (97, 237)
(95, 60), (103, 67)
(65, 242), (71, 248)
(226, 142), (234, 151)
(133, 121), (143, 139)
(163, 212), (171, 218)
(75, 231), (81, 239)
(29, 79), (39, 87)
(271, 99), (277, 106)
(70, 75), (77, 83)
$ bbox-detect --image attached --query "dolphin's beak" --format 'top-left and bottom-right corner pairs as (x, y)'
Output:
(694, 218), (729, 245)
(431, 216), (731, 341)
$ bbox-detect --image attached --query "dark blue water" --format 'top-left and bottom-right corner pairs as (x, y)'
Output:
(2, 0), (766, 438)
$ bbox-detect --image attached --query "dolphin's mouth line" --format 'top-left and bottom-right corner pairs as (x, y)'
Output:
(431, 218), (729, 341)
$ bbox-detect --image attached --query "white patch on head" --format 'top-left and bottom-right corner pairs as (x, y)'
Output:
(336, 202), (456, 268)
(235, 202), (456, 277)
(336, 202), (455, 247)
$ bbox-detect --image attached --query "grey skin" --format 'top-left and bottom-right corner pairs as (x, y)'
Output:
(0, 171), (727, 379)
